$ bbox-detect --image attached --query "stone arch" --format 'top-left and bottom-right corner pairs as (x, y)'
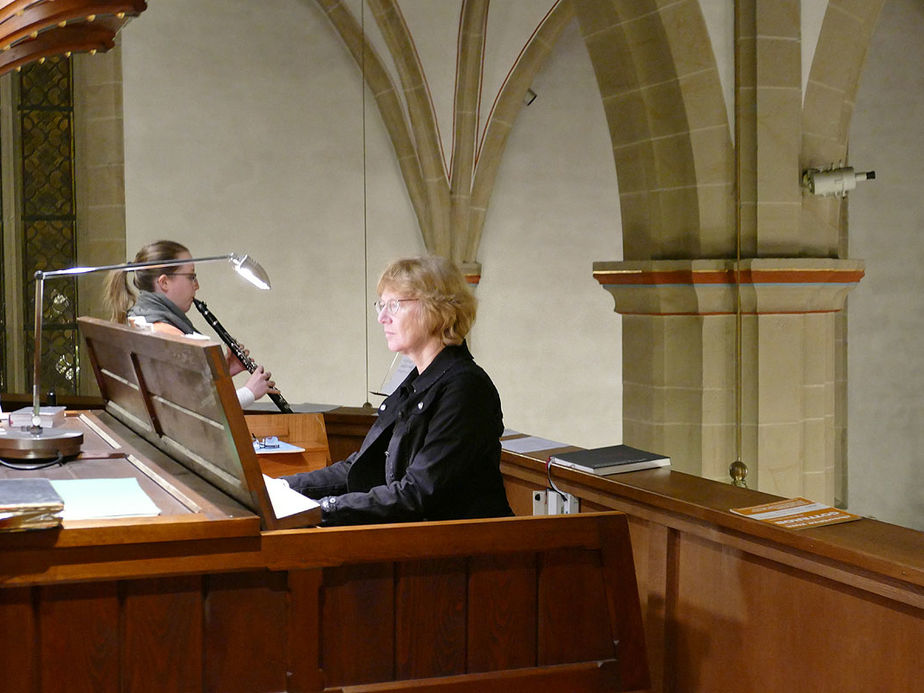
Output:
(573, 0), (735, 261)
(316, 0), (572, 276)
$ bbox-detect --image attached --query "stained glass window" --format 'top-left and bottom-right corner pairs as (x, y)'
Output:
(19, 56), (79, 398)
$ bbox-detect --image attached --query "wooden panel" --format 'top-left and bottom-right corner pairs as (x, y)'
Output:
(151, 398), (252, 497)
(123, 576), (204, 693)
(633, 521), (673, 693)
(204, 571), (289, 693)
(133, 350), (228, 421)
(287, 569), (325, 693)
(323, 407), (376, 463)
(39, 581), (120, 693)
(246, 412), (331, 477)
(598, 515), (650, 691)
(671, 532), (924, 691)
(466, 553), (537, 672)
(395, 558), (468, 680)
(0, 586), (36, 692)
(502, 476), (537, 516)
(95, 373), (150, 427)
(323, 563), (396, 686)
(262, 514), (616, 569)
(246, 413), (329, 453)
(538, 549), (614, 665)
(256, 448), (330, 478)
(85, 321), (226, 429)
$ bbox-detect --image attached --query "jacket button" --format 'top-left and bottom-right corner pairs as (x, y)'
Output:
(380, 403), (386, 411)
(418, 402), (424, 409)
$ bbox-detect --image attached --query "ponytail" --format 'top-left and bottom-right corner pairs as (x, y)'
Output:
(103, 239), (191, 323)
(105, 270), (135, 323)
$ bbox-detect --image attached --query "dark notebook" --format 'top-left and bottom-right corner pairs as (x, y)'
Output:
(0, 478), (65, 531)
(550, 444), (670, 475)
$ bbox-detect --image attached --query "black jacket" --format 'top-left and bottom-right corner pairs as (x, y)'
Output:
(283, 342), (512, 525)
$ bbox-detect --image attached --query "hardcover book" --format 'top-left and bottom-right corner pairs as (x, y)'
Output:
(550, 444), (670, 475)
(0, 478), (65, 531)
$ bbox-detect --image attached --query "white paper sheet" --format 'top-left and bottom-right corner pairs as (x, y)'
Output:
(501, 436), (567, 454)
(50, 478), (161, 520)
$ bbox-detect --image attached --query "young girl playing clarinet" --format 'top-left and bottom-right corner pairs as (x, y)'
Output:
(104, 239), (276, 407)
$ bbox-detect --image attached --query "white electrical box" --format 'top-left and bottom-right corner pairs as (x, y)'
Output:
(536, 490), (579, 515)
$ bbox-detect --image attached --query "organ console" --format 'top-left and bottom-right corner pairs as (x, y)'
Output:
(0, 318), (650, 692)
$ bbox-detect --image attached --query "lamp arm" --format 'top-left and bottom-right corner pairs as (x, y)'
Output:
(31, 273), (45, 429)
(37, 254), (234, 279)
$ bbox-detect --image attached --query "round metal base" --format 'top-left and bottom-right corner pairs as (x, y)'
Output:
(0, 427), (83, 460)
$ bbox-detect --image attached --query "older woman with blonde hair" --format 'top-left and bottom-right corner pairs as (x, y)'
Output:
(283, 255), (511, 525)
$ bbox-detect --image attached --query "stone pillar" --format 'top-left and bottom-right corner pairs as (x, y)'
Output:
(73, 46), (127, 394)
(595, 259), (862, 502)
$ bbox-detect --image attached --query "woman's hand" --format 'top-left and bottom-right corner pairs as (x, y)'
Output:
(244, 365), (278, 400)
(226, 345), (249, 376)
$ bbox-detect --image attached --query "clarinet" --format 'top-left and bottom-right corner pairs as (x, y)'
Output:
(193, 298), (293, 414)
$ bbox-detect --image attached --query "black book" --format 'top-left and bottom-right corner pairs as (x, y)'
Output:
(0, 478), (65, 531)
(550, 444), (670, 476)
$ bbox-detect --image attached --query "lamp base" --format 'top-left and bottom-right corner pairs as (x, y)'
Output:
(0, 427), (83, 460)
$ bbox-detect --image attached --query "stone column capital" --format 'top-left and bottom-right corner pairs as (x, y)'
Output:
(593, 258), (865, 316)
(460, 261), (482, 285)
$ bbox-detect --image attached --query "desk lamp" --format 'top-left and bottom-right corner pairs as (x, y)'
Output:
(0, 253), (271, 462)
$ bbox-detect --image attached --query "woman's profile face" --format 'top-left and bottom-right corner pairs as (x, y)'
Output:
(376, 287), (436, 359)
(157, 252), (199, 313)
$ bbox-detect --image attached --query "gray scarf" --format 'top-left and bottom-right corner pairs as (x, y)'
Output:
(128, 291), (197, 334)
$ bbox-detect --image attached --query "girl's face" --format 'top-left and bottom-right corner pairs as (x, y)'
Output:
(156, 252), (198, 313)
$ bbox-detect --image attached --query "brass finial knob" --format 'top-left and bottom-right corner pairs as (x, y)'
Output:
(729, 459), (748, 487)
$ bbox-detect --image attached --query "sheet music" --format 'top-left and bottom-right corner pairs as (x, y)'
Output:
(262, 474), (320, 518)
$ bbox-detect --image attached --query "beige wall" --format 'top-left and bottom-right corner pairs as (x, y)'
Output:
(848, 0), (924, 530)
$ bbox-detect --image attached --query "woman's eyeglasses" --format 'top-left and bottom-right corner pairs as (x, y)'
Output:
(373, 298), (418, 315)
(172, 273), (198, 282)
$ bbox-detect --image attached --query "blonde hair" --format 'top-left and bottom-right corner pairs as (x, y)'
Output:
(377, 255), (477, 346)
(105, 240), (190, 323)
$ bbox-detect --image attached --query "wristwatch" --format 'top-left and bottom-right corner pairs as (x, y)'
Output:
(319, 496), (337, 513)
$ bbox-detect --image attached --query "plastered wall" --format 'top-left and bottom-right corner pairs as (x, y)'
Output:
(848, 0), (924, 530)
